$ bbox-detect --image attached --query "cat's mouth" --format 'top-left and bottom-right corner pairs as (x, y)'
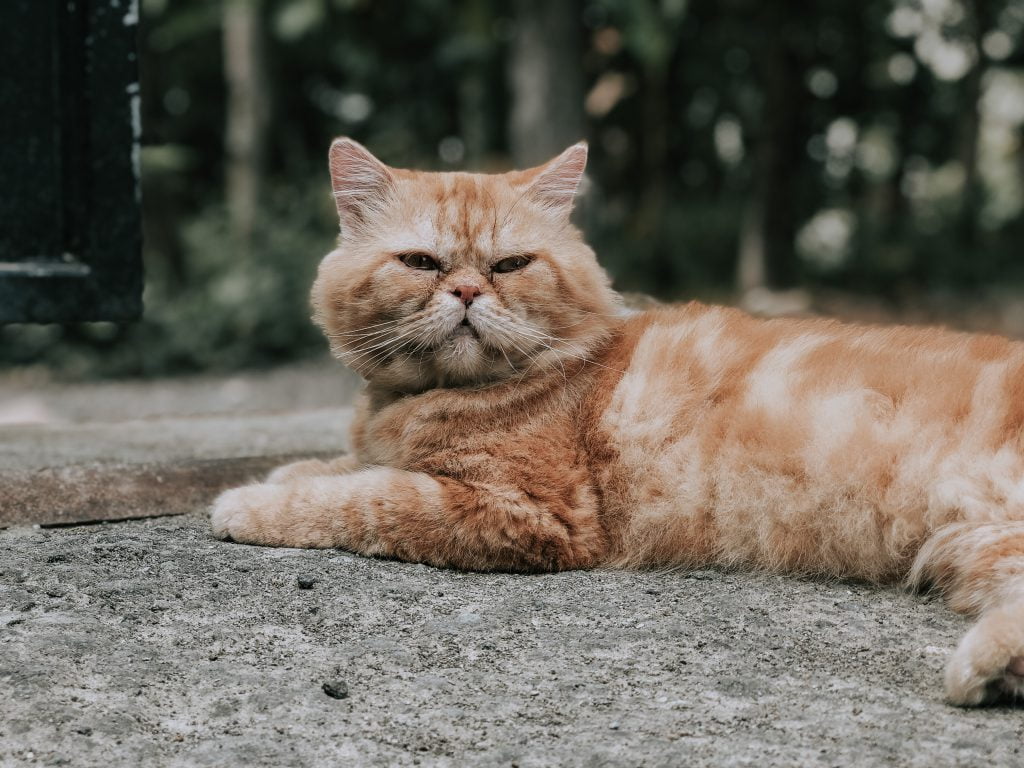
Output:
(451, 318), (479, 339)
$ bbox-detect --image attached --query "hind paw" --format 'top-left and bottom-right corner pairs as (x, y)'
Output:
(945, 601), (1024, 706)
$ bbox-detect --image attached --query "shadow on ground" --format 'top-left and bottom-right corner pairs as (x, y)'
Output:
(2, 513), (1022, 767)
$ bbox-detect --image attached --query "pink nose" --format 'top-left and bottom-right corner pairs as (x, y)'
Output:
(452, 285), (481, 306)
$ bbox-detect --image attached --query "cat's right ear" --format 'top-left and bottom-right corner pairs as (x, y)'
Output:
(328, 138), (395, 232)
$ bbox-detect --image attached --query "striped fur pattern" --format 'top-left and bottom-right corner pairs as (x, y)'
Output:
(212, 139), (1024, 706)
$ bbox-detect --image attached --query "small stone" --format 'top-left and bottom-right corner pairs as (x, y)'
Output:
(609, 722), (620, 730)
(322, 680), (349, 700)
(297, 576), (316, 590)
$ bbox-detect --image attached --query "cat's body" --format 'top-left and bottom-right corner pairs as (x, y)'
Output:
(212, 139), (1024, 706)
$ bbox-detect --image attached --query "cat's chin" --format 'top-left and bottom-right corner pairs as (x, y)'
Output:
(438, 333), (491, 377)
(348, 339), (490, 392)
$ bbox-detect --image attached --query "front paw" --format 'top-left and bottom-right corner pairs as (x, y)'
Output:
(266, 459), (331, 484)
(210, 483), (289, 545)
(265, 455), (361, 484)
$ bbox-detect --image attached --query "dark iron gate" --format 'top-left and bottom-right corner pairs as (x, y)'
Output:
(0, 0), (142, 324)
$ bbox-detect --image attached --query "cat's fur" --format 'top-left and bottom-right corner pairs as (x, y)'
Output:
(212, 138), (1024, 706)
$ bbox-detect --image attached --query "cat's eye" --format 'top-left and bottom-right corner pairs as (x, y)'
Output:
(492, 254), (533, 274)
(398, 252), (439, 271)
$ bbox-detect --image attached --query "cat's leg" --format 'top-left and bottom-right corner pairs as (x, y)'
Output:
(264, 455), (362, 484)
(210, 467), (607, 572)
(909, 522), (1024, 705)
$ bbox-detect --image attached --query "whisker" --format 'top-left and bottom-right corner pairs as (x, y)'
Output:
(344, 322), (431, 367)
(327, 317), (405, 336)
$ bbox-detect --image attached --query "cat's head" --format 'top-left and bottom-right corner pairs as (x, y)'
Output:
(312, 138), (622, 391)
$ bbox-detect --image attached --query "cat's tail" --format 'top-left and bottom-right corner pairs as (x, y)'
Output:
(908, 522), (1024, 705)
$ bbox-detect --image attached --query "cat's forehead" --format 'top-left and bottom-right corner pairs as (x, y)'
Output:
(417, 171), (512, 225)
(390, 171), (524, 259)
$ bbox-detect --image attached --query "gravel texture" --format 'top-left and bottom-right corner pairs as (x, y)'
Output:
(2, 513), (1023, 767)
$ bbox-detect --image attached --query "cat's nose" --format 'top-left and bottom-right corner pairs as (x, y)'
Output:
(451, 285), (481, 306)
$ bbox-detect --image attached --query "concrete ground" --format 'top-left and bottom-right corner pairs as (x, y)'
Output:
(3, 513), (1023, 768)
(0, 361), (362, 527)
(3, 358), (1024, 766)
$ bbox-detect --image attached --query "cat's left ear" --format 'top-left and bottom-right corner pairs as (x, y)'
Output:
(525, 142), (588, 218)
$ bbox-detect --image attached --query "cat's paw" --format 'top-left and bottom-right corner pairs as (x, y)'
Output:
(210, 483), (289, 545)
(266, 459), (331, 484)
(945, 600), (1024, 706)
(265, 456), (360, 484)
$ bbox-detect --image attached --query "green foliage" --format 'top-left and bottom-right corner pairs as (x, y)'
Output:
(6, 0), (1024, 378)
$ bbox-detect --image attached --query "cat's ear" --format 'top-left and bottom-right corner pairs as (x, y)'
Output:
(328, 137), (395, 232)
(525, 142), (588, 218)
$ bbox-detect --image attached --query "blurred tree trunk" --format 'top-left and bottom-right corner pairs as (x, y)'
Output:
(956, 0), (992, 248)
(635, 66), (673, 286)
(880, 62), (928, 265)
(459, 0), (491, 167)
(738, 1), (809, 293)
(141, 167), (187, 289)
(841, 2), (873, 276)
(223, 0), (269, 256)
(623, 2), (686, 291)
(507, 0), (585, 166)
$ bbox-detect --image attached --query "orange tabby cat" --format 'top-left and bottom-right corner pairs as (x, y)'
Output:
(212, 138), (1024, 706)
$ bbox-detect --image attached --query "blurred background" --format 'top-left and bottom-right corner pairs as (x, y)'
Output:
(3, 0), (1024, 380)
